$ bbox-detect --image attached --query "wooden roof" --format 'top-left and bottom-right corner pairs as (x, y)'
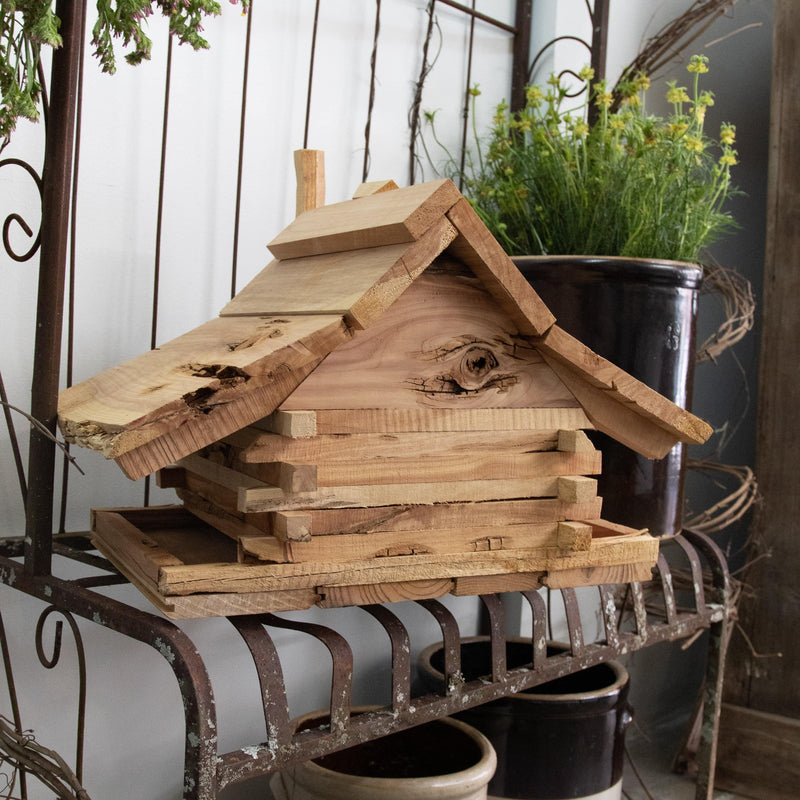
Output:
(58, 179), (711, 480)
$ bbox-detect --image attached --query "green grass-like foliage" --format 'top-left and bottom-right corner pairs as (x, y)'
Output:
(436, 56), (738, 262)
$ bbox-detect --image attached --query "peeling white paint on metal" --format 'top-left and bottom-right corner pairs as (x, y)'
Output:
(447, 670), (465, 693)
(154, 637), (176, 664)
(242, 744), (268, 759)
(44, 585), (52, 597)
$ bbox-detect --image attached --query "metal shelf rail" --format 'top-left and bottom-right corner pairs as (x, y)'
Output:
(0, 529), (731, 799)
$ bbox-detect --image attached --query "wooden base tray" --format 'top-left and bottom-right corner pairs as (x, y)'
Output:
(91, 505), (658, 618)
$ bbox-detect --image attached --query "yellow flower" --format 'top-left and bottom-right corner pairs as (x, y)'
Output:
(693, 105), (707, 125)
(579, 66), (595, 82)
(635, 73), (650, 91)
(595, 91), (613, 109)
(687, 55), (709, 74)
(573, 122), (589, 137)
(699, 90), (715, 107)
(720, 123), (736, 145)
(609, 116), (625, 130)
(666, 84), (690, 104)
(621, 94), (641, 108)
(684, 136), (704, 153)
(719, 149), (738, 167)
(525, 85), (544, 106)
(669, 122), (689, 137)
(468, 84), (481, 97)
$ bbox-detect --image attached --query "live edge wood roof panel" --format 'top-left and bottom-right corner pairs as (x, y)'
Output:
(58, 178), (712, 480)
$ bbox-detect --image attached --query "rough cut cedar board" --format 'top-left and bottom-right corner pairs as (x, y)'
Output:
(91, 506), (657, 619)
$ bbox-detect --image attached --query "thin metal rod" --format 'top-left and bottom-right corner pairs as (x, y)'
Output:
(408, 0), (437, 186)
(457, 0), (477, 190)
(0, 371), (27, 506)
(510, 0), (533, 112)
(0, 608), (28, 797)
(230, 0), (255, 300)
(436, 0), (516, 33)
(145, 34), (174, 507)
(303, 0), (322, 149)
(151, 34), (173, 354)
(58, 24), (87, 535)
(361, 0), (381, 183)
(589, 0), (610, 82)
(587, 0), (610, 125)
(24, 0), (87, 576)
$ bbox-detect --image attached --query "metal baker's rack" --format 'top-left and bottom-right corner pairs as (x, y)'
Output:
(0, 2), (733, 798)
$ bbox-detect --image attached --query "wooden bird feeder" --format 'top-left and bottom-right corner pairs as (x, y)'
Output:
(57, 152), (712, 618)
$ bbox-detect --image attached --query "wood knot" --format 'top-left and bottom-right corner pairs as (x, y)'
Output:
(457, 346), (499, 390)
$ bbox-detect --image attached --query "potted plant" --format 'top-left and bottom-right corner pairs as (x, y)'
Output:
(431, 56), (738, 535)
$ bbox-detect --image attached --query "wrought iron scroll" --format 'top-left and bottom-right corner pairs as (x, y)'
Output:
(34, 607), (87, 786)
(0, 158), (42, 263)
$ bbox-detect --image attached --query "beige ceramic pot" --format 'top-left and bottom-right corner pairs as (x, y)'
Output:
(270, 714), (496, 800)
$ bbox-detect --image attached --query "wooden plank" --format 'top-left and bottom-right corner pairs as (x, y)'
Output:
(239, 521), (567, 563)
(543, 561), (654, 589)
(445, 197), (555, 336)
(92, 534), (175, 613)
(95, 508), (240, 568)
(220, 245), (408, 319)
(223, 218), (457, 331)
(352, 179), (399, 198)
(557, 476), (598, 503)
(271, 511), (312, 543)
(317, 579), (453, 607)
(583, 519), (646, 538)
(255, 410), (317, 438)
(282, 269), (579, 412)
(543, 353), (681, 460)
(716, 703), (800, 800)
(283, 498), (604, 536)
(230, 444), (601, 488)
(557, 429), (595, 452)
(537, 325), (712, 451)
(452, 572), (544, 595)
(59, 313), (350, 478)
(177, 454), (284, 513)
(180, 497), (288, 563)
(275, 463), (318, 493)
(93, 531), (320, 618)
(231, 428), (560, 464)
(160, 588), (321, 619)
(92, 509), (184, 584)
(157, 534), (658, 596)
(267, 178), (462, 260)
(556, 521), (592, 551)
(294, 149), (325, 215)
(346, 217), (457, 329)
(156, 467), (185, 489)
(307, 407), (592, 434)
(237, 476), (567, 514)
(313, 450), (600, 487)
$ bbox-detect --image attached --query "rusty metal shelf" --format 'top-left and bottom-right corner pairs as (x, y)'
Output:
(0, 528), (731, 800)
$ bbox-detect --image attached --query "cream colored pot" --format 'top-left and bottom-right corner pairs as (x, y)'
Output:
(270, 715), (496, 800)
